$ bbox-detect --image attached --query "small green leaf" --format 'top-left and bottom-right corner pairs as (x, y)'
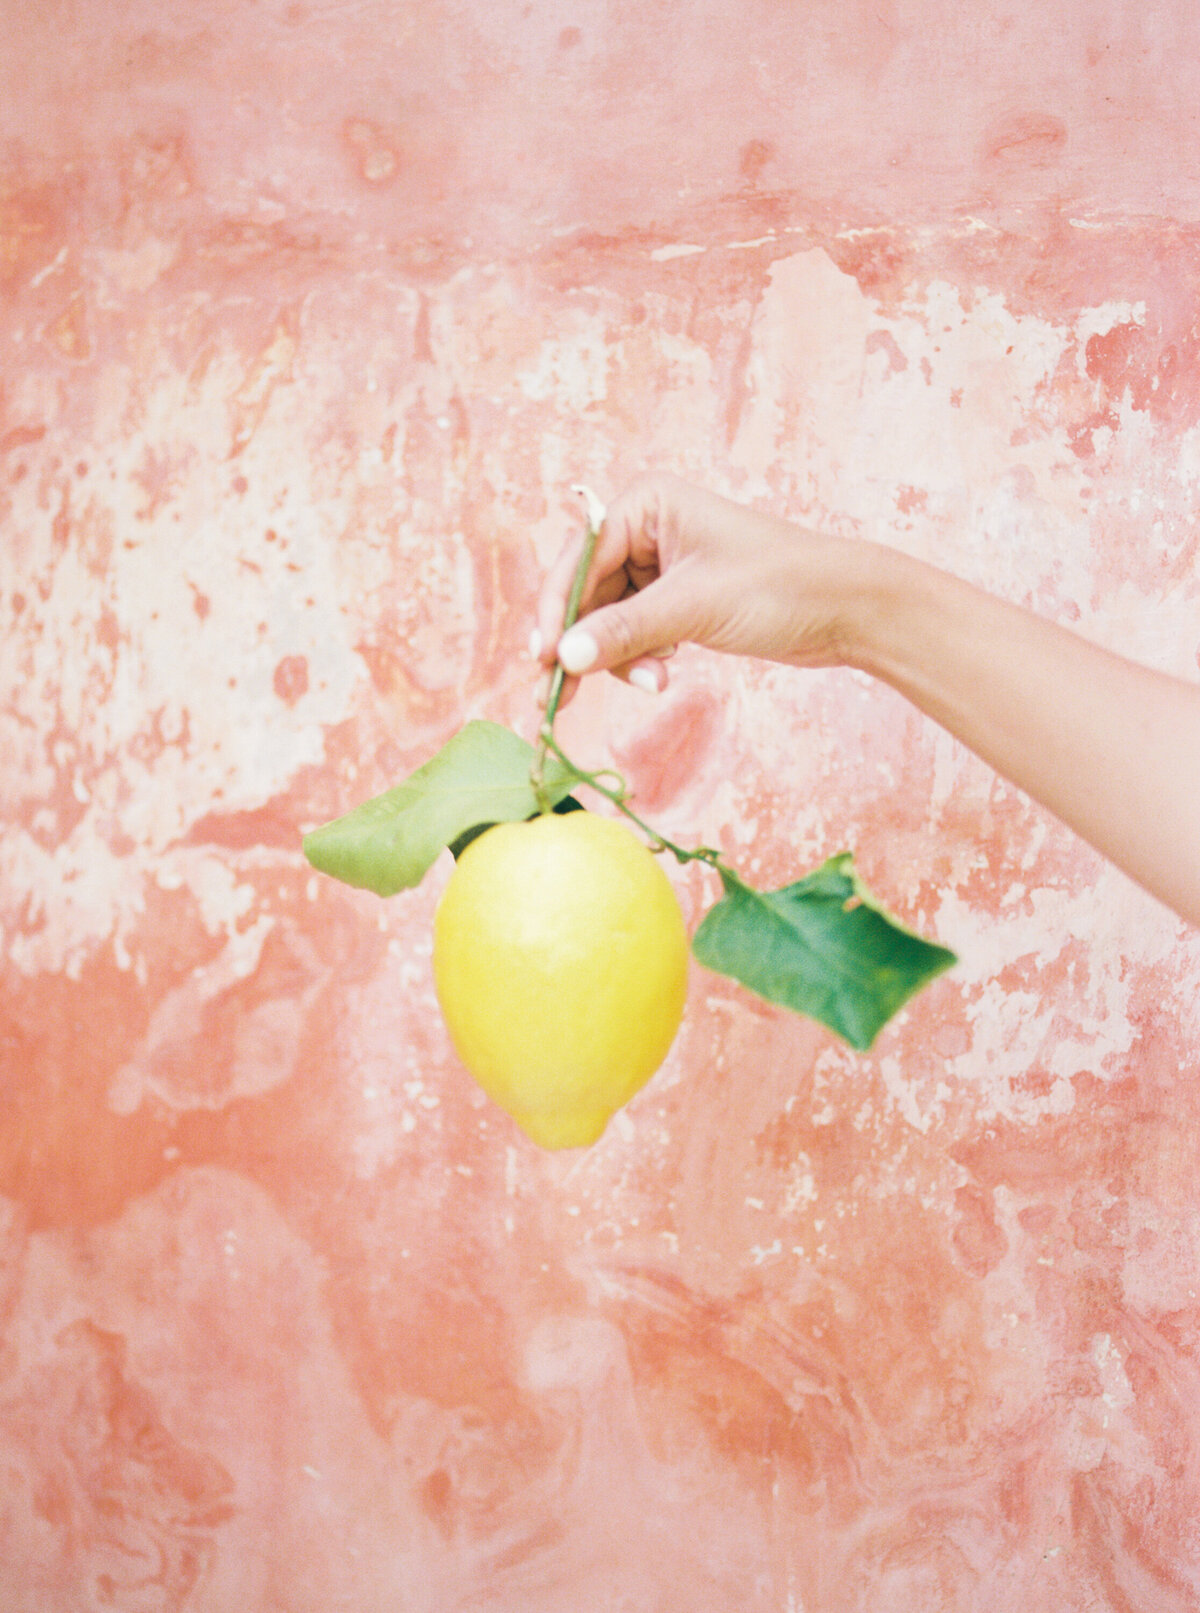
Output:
(691, 852), (956, 1050)
(302, 720), (582, 896)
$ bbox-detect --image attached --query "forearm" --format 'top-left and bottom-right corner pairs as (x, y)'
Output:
(843, 545), (1200, 926)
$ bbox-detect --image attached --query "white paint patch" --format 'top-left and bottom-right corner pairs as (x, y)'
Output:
(649, 243), (706, 261)
(1073, 299), (1147, 357)
(516, 321), (610, 410)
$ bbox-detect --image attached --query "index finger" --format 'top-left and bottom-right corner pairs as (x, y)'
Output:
(535, 530), (588, 656)
(534, 517), (636, 660)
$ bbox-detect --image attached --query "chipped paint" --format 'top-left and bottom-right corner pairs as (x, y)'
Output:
(4, 1), (1200, 1608)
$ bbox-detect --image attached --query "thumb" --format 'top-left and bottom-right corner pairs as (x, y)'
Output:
(555, 578), (693, 676)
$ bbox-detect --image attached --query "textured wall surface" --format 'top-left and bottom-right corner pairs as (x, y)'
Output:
(4, 3), (1200, 1609)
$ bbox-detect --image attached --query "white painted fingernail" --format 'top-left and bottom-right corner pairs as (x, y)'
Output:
(528, 628), (543, 658)
(629, 665), (660, 694)
(557, 629), (598, 674)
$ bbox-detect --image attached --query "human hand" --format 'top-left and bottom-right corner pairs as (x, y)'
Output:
(533, 473), (865, 698)
(534, 476), (1200, 930)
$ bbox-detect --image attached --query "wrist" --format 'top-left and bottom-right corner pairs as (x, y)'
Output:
(835, 541), (940, 683)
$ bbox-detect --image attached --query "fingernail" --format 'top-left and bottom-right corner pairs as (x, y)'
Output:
(557, 629), (598, 674)
(629, 665), (660, 694)
(528, 628), (543, 659)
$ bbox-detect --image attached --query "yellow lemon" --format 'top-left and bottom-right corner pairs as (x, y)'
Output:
(433, 811), (689, 1149)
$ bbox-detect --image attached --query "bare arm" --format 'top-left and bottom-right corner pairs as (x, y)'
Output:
(535, 474), (1200, 926)
(851, 547), (1200, 925)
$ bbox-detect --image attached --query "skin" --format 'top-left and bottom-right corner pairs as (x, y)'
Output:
(534, 473), (1200, 928)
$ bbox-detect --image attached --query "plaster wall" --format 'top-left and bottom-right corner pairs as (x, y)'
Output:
(3, 3), (1200, 1608)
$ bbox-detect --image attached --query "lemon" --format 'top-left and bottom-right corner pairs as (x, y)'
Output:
(433, 811), (689, 1148)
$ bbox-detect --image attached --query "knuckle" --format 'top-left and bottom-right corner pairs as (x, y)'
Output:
(612, 470), (673, 550)
(603, 610), (637, 667)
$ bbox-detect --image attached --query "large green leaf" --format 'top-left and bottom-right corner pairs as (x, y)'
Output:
(302, 720), (582, 896)
(691, 852), (956, 1050)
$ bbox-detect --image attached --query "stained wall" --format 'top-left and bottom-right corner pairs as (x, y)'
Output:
(3, 3), (1200, 1609)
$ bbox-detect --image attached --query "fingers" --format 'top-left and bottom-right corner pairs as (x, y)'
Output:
(536, 478), (676, 652)
(622, 656), (670, 694)
(534, 476), (692, 696)
(535, 661), (578, 712)
(535, 530), (592, 653)
(554, 571), (697, 683)
(530, 566), (635, 666)
(535, 520), (630, 650)
(530, 642), (669, 707)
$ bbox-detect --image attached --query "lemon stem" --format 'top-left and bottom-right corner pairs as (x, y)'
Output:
(532, 486), (603, 811)
(537, 728), (723, 870)
(530, 487), (724, 872)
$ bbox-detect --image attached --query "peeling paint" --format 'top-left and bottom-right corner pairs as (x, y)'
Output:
(4, 2), (1200, 1608)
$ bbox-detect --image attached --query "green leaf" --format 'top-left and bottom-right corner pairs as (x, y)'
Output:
(447, 791), (586, 860)
(302, 720), (583, 896)
(690, 852), (956, 1050)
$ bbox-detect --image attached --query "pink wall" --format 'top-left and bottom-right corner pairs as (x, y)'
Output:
(4, 3), (1200, 1608)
